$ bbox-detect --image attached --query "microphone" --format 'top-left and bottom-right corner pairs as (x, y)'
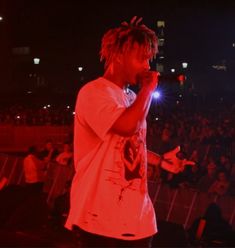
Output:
(158, 74), (186, 84)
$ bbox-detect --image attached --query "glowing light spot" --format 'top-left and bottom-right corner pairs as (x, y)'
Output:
(33, 58), (40, 64)
(182, 62), (188, 68)
(153, 91), (161, 99)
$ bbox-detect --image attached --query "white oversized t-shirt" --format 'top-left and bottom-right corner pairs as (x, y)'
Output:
(65, 77), (157, 240)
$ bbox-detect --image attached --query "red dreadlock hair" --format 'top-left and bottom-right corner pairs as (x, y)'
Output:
(100, 16), (158, 70)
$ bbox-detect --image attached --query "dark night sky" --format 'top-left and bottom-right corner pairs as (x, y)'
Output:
(0, 0), (235, 94)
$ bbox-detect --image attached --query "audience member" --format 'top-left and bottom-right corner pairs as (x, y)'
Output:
(56, 143), (73, 166)
(23, 146), (46, 192)
(217, 154), (232, 174)
(208, 170), (230, 197)
(39, 140), (59, 163)
(187, 203), (234, 246)
(0, 177), (8, 191)
(197, 158), (217, 192)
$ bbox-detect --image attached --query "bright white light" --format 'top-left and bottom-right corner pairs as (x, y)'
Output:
(16, 115), (21, 119)
(232, 43), (235, 47)
(153, 91), (161, 99)
(158, 38), (165, 46)
(182, 62), (188, 69)
(155, 117), (159, 121)
(47, 104), (51, 108)
(78, 66), (83, 71)
(157, 21), (165, 28)
(33, 58), (40, 65)
(67, 105), (70, 109)
(72, 111), (75, 115)
(171, 68), (175, 73)
(43, 106), (47, 109)
(0, 16), (3, 21)
(212, 65), (226, 71)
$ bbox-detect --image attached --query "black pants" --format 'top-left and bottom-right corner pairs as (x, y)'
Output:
(72, 226), (152, 248)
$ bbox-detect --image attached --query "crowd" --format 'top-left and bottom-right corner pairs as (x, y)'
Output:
(0, 140), (74, 229)
(0, 104), (74, 126)
(23, 140), (73, 187)
(146, 103), (235, 197)
(1, 100), (235, 198)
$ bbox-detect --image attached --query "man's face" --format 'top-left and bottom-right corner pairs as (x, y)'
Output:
(120, 43), (151, 85)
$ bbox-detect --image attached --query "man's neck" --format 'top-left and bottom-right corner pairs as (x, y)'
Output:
(103, 66), (126, 89)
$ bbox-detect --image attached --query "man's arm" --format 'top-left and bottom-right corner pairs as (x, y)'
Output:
(147, 147), (195, 174)
(147, 150), (162, 167)
(111, 71), (158, 136)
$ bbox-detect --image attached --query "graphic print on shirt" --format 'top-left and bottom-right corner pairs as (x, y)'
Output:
(105, 129), (146, 202)
(120, 133), (145, 181)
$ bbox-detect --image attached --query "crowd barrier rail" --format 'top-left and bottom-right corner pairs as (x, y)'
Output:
(1, 153), (235, 230)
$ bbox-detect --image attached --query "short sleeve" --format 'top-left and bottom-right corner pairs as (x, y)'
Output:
(76, 83), (126, 140)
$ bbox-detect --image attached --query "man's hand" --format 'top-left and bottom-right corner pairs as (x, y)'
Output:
(138, 71), (159, 92)
(161, 146), (195, 174)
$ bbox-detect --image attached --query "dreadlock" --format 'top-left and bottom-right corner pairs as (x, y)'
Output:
(100, 16), (158, 69)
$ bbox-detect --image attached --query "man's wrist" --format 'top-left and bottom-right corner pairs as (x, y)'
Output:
(160, 154), (164, 164)
(157, 154), (164, 167)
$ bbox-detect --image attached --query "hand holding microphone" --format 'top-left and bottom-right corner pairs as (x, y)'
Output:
(158, 73), (186, 84)
(138, 71), (186, 89)
(137, 71), (160, 92)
